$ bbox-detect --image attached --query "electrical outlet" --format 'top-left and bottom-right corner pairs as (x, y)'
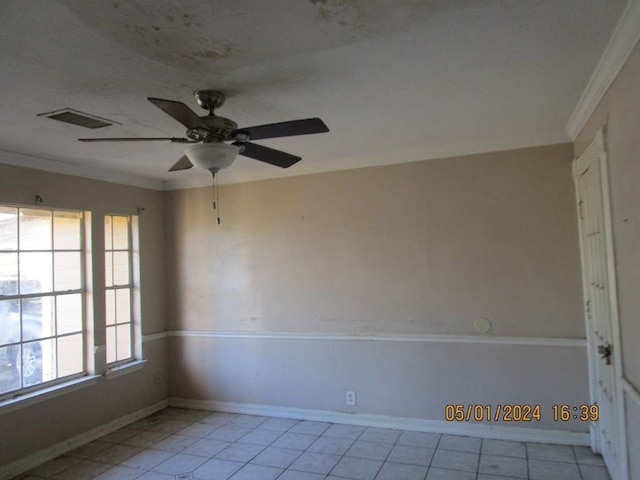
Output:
(346, 390), (356, 406)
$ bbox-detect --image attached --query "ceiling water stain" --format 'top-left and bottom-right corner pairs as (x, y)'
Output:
(191, 44), (239, 60)
(56, 0), (494, 74)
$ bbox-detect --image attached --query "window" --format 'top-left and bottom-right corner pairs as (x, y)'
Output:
(104, 215), (134, 365)
(0, 207), (85, 398)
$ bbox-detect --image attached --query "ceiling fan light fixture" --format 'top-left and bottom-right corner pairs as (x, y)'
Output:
(185, 142), (240, 173)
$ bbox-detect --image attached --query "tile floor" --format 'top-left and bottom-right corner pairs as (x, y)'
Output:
(15, 408), (609, 480)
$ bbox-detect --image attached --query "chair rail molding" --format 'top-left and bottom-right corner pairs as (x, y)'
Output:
(167, 329), (586, 347)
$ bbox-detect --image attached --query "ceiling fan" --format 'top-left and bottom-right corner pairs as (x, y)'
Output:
(79, 90), (329, 174)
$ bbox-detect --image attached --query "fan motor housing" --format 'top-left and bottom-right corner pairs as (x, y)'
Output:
(187, 115), (237, 142)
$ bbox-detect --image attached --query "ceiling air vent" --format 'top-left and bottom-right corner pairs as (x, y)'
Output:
(38, 108), (120, 129)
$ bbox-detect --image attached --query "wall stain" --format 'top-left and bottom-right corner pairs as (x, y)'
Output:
(189, 43), (238, 59)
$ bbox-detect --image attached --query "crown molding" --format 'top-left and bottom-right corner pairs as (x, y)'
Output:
(0, 149), (164, 190)
(162, 133), (569, 190)
(2, 134), (568, 192)
(566, 0), (640, 140)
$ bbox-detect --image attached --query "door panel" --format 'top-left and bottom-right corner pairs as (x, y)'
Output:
(574, 131), (622, 478)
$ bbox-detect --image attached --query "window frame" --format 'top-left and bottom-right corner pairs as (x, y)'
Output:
(0, 205), (88, 402)
(104, 214), (138, 367)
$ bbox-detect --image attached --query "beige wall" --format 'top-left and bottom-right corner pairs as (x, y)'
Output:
(170, 336), (589, 431)
(0, 160), (168, 466)
(166, 143), (583, 337)
(166, 143), (589, 432)
(574, 41), (640, 478)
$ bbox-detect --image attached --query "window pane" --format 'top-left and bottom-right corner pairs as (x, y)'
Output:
(112, 216), (129, 250)
(22, 296), (54, 341)
(116, 288), (131, 325)
(19, 252), (52, 294)
(104, 216), (112, 251)
(105, 289), (116, 325)
(116, 324), (132, 361)
(0, 206), (87, 394)
(21, 295), (42, 315)
(105, 252), (113, 287)
(21, 338), (53, 387)
(0, 299), (20, 346)
(0, 253), (18, 295)
(54, 211), (81, 250)
(57, 294), (82, 335)
(0, 345), (20, 394)
(19, 209), (52, 250)
(106, 326), (116, 364)
(54, 252), (82, 291)
(113, 252), (129, 285)
(0, 206), (18, 250)
(57, 334), (83, 378)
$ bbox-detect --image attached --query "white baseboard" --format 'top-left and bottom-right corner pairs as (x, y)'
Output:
(168, 397), (589, 446)
(0, 400), (168, 480)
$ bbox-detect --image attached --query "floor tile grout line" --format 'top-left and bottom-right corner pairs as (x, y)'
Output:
(370, 426), (403, 479)
(525, 439), (530, 480)
(250, 417), (305, 480)
(474, 437), (483, 480)
(325, 421), (367, 479)
(25, 410), (605, 480)
(572, 444), (586, 480)
(422, 430), (444, 480)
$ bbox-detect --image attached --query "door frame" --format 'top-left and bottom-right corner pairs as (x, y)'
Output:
(572, 128), (627, 480)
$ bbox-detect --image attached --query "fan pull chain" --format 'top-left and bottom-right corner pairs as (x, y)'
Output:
(211, 172), (217, 210)
(215, 172), (221, 225)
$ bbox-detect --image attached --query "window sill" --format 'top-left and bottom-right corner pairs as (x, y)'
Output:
(0, 375), (100, 416)
(104, 359), (148, 380)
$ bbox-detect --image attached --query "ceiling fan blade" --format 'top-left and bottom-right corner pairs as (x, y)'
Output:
(234, 142), (301, 168)
(235, 117), (329, 141)
(169, 155), (194, 172)
(147, 97), (209, 130)
(78, 137), (193, 143)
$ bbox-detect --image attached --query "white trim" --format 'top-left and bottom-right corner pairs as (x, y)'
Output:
(572, 128), (605, 179)
(572, 132), (600, 456)
(0, 400), (168, 480)
(162, 135), (569, 190)
(167, 330), (586, 347)
(0, 375), (99, 416)
(573, 128), (628, 480)
(566, 0), (640, 139)
(103, 359), (147, 380)
(1, 135), (569, 192)
(0, 149), (163, 190)
(598, 129), (628, 480)
(142, 331), (168, 342)
(622, 377), (640, 406)
(168, 397), (590, 446)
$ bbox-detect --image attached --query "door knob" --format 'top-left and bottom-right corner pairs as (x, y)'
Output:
(598, 344), (612, 365)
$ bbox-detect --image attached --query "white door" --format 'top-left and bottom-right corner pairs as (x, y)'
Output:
(573, 130), (625, 479)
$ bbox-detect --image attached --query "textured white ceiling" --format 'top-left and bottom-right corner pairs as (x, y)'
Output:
(0, 0), (627, 189)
